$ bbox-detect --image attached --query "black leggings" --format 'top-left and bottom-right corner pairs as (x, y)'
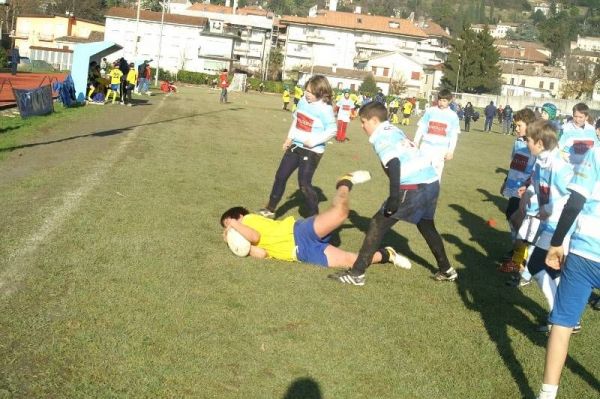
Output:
(352, 212), (451, 274)
(267, 146), (322, 216)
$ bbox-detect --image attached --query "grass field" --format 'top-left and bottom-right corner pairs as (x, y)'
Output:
(0, 87), (598, 398)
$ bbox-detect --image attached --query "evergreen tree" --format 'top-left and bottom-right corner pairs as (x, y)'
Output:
(441, 25), (501, 94)
(359, 74), (378, 96)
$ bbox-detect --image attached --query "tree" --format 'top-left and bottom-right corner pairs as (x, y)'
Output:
(267, 47), (283, 81)
(538, 11), (578, 60)
(441, 25), (502, 94)
(506, 21), (539, 42)
(389, 75), (407, 96)
(359, 73), (378, 96)
(562, 55), (600, 99)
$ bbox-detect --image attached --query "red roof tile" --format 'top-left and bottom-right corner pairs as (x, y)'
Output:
(281, 11), (427, 38)
(106, 7), (207, 26)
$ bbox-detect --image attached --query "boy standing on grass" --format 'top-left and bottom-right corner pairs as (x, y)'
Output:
(124, 62), (137, 107)
(105, 62), (123, 104)
(282, 86), (291, 111)
(521, 120), (575, 333)
(329, 101), (458, 286)
(219, 69), (229, 103)
(537, 146), (600, 399)
(413, 89), (460, 180)
(221, 171), (410, 269)
(335, 89), (355, 142)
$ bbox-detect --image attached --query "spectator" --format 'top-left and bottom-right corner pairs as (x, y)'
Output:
(484, 101), (497, 132)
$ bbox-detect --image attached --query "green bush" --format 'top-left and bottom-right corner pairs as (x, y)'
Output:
(0, 48), (7, 68)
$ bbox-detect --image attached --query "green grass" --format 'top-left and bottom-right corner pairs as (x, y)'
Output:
(0, 87), (598, 398)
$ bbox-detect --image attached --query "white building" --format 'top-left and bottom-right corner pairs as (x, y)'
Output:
(500, 63), (564, 98)
(279, 8), (449, 80)
(530, 1), (563, 16)
(570, 35), (600, 52)
(104, 7), (235, 75)
(171, 2), (275, 77)
(470, 22), (519, 39)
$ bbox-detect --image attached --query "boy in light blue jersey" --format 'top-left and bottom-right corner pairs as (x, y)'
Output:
(558, 102), (598, 166)
(330, 102), (457, 286)
(259, 75), (337, 218)
(413, 89), (460, 180)
(521, 120), (575, 333)
(537, 146), (600, 399)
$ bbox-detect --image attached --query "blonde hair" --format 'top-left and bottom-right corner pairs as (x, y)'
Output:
(304, 75), (333, 105)
(526, 119), (558, 150)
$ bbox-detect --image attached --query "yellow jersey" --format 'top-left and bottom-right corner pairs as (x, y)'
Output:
(402, 102), (413, 114)
(294, 86), (303, 99)
(282, 89), (290, 102)
(108, 68), (123, 85)
(126, 69), (138, 85)
(242, 214), (297, 261)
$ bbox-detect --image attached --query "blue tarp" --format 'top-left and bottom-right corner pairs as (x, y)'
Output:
(71, 41), (123, 103)
(52, 74), (77, 107)
(13, 85), (54, 118)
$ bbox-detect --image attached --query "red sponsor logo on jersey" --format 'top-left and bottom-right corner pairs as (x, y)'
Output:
(296, 113), (314, 132)
(342, 105), (352, 111)
(539, 183), (550, 205)
(510, 153), (529, 172)
(427, 121), (448, 136)
(572, 140), (594, 155)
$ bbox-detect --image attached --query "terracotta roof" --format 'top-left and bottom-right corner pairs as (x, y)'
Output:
(55, 31), (104, 43)
(298, 65), (390, 83)
(17, 14), (104, 27)
(187, 3), (233, 14)
(30, 45), (73, 53)
(495, 39), (547, 50)
(418, 20), (449, 38)
(281, 11), (428, 38)
(498, 46), (549, 64)
(500, 63), (565, 79)
(570, 48), (600, 58)
(106, 7), (207, 26)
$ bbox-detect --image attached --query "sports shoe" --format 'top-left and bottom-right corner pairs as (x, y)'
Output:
(498, 259), (521, 273)
(337, 170), (371, 186)
(537, 323), (582, 335)
(433, 267), (458, 282)
(328, 270), (366, 286)
(257, 208), (275, 218)
(386, 247), (411, 269)
(505, 275), (532, 288)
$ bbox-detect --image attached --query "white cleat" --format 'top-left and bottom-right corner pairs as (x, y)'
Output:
(386, 247), (411, 270)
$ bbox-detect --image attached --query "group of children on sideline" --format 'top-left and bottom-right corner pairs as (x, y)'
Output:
(220, 73), (600, 399)
(87, 57), (155, 106)
(493, 100), (600, 399)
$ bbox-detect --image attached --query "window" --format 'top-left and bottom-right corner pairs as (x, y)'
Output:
(539, 81), (544, 89)
(383, 68), (390, 77)
(521, 79), (525, 86)
(550, 82), (555, 90)
(411, 71), (420, 80)
(510, 77), (515, 85)
(337, 82), (343, 90)
(350, 84), (356, 91)
(371, 66), (377, 73)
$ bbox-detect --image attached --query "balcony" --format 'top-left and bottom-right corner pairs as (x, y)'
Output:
(288, 34), (332, 45)
(13, 31), (30, 39)
(38, 33), (55, 42)
(355, 41), (392, 51)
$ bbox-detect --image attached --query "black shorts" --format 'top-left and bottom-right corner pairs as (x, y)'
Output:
(385, 181), (440, 224)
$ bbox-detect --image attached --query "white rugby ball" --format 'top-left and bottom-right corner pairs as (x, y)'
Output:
(226, 228), (251, 257)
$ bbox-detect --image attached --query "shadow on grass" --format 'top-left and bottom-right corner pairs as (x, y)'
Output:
(0, 107), (245, 153)
(275, 188), (328, 219)
(346, 210), (437, 273)
(447, 203), (600, 397)
(477, 187), (508, 219)
(283, 377), (322, 399)
(0, 125), (20, 134)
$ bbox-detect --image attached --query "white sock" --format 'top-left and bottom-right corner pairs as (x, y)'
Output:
(538, 383), (558, 399)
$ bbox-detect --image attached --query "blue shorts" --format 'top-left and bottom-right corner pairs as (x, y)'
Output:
(386, 181), (440, 224)
(549, 253), (600, 327)
(293, 216), (330, 267)
(110, 83), (120, 91)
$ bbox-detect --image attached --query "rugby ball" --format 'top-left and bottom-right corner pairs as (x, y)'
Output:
(226, 227), (251, 257)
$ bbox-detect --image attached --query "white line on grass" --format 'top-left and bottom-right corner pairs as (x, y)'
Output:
(0, 96), (169, 298)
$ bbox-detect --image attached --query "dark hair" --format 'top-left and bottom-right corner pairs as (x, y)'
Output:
(359, 101), (388, 122)
(220, 207), (249, 227)
(595, 118), (600, 130)
(572, 102), (590, 116)
(526, 119), (558, 151)
(513, 108), (536, 124)
(304, 75), (333, 105)
(437, 89), (453, 100)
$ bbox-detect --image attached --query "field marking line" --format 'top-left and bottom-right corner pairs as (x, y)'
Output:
(0, 96), (169, 298)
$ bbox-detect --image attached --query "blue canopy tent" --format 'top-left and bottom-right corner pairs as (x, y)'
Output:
(71, 41), (123, 103)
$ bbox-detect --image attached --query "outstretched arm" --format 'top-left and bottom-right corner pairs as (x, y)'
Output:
(383, 158), (401, 216)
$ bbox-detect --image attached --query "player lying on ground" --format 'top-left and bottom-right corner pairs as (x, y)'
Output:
(220, 171), (411, 269)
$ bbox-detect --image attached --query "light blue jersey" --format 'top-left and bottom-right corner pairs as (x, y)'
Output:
(558, 121), (598, 166)
(566, 147), (600, 262)
(369, 121), (438, 185)
(530, 148), (574, 250)
(503, 137), (536, 198)
(414, 106), (460, 156)
(289, 97), (337, 154)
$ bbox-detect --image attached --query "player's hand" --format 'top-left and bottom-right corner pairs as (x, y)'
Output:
(545, 246), (564, 270)
(444, 152), (454, 161)
(383, 196), (399, 217)
(282, 138), (292, 150)
(517, 186), (527, 197)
